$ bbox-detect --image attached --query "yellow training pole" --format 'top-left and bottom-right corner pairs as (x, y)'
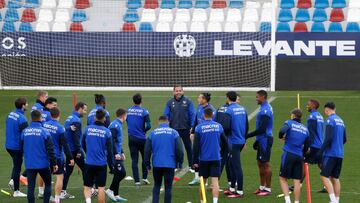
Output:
(200, 176), (207, 203)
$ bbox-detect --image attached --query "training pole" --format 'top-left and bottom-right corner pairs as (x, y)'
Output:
(73, 92), (77, 109)
(298, 94), (312, 203)
(199, 176), (207, 203)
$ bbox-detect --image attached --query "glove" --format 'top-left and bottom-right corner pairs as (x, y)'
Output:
(253, 140), (259, 150)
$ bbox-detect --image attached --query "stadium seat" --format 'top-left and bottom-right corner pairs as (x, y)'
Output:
(278, 9), (293, 22)
(52, 22), (67, 31)
(311, 22), (326, 32)
(55, 9), (70, 22)
(2, 21), (16, 32)
(41, 0), (56, 8)
(36, 22), (50, 31)
(127, 0), (142, 9)
(175, 9), (191, 22)
(209, 9), (224, 22)
(207, 22), (222, 32)
(259, 22), (271, 32)
(144, 0), (159, 9)
(294, 22), (308, 32)
(190, 21), (205, 32)
(192, 9), (207, 22)
(243, 8), (259, 22)
(245, 1), (260, 8)
(328, 22), (343, 32)
(24, 0), (39, 8)
(330, 8), (344, 22)
(70, 22), (84, 32)
(295, 9), (310, 22)
(347, 8), (360, 22)
(349, 0), (360, 8)
(139, 22), (154, 32)
(313, 9), (327, 22)
(4, 8), (19, 22)
(141, 9), (156, 22)
(58, 0), (73, 9)
(155, 22), (170, 32)
(241, 21), (257, 32)
(178, 0), (192, 9)
(263, 2), (273, 8)
(224, 22), (240, 32)
(280, 0), (295, 9)
(19, 22), (33, 32)
(346, 22), (360, 32)
(297, 0), (311, 8)
(331, 0), (346, 8)
(276, 22), (291, 32)
(72, 10), (87, 22)
(195, 0), (209, 9)
(172, 22), (188, 32)
(229, 0), (243, 9)
(260, 8), (272, 22)
(122, 22), (136, 32)
(314, 0), (329, 9)
(21, 8), (36, 22)
(7, 0), (22, 9)
(75, 0), (90, 9)
(161, 0), (175, 9)
(123, 9), (139, 23)
(212, 0), (226, 9)
(38, 9), (53, 22)
(0, 0), (5, 9)
(158, 9), (173, 22)
(226, 8), (242, 22)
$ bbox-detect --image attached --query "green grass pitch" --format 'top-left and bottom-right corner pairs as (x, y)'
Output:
(0, 90), (359, 203)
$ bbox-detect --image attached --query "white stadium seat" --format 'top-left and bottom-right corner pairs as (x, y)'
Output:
(241, 21), (257, 32)
(243, 8), (259, 22)
(38, 9), (54, 22)
(192, 9), (207, 22)
(156, 22), (171, 32)
(172, 22), (188, 32)
(224, 22), (240, 32)
(36, 22), (50, 31)
(141, 9), (156, 22)
(207, 22), (222, 32)
(52, 22), (67, 31)
(175, 9), (191, 22)
(209, 9), (224, 22)
(41, 0), (57, 8)
(190, 21), (205, 32)
(226, 8), (242, 22)
(158, 9), (173, 22)
(58, 0), (73, 9)
(55, 9), (70, 22)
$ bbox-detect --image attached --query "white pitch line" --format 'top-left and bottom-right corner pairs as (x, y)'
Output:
(142, 96), (277, 203)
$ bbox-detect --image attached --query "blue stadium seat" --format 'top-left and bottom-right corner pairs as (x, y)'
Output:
(312, 9), (327, 22)
(19, 22), (33, 32)
(277, 22), (291, 32)
(139, 22), (153, 32)
(7, 0), (22, 9)
(328, 22), (343, 32)
(127, 0), (142, 9)
(260, 22), (271, 32)
(331, 0), (346, 8)
(295, 8), (310, 22)
(278, 9), (293, 22)
(195, 0), (210, 9)
(178, 0), (192, 9)
(4, 8), (19, 22)
(280, 0), (295, 9)
(229, 0), (244, 8)
(161, 0), (175, 9)
(123, 9), (139, 23)
(314, 0), (329, 8)
(2, 21), (16, 32)
(72, 10), (87, 22)
(24, 0), (39, 8)
(346, 22), (360, 32)
(311, 22), (326, 32)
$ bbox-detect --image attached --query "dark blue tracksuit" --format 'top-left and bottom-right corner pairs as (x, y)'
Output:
(21, 121), (56, 203)
(126, 105), (151, 182)
(5, 108), (28, 191)
(144, 123), (184, 203)
(164, 95), (195, 167)
(87, 105), (111, 127)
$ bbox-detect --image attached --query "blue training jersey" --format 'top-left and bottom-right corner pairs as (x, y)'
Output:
(225, 103), (248, 145)
(195, 120), (224, 161)
(109, 119), (124, 154)
(256, 102), (274, 140)
(87, 105), (111, 127)
(31, 102), (44, 112)
(127, 105), (150, 140)
(148, 123), (180, 168)
(282, 120), (309, 157)
(5, 109), (28, 150)
(196, 103), (216, 124)
(324, 114), (346, 158)
(43, 119), (66, 161)
(65, 111), (82, 152)
(307, 110), (324, 149)
(41, 109), (51, 123)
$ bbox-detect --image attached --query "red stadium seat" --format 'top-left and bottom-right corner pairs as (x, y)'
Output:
(330, 8), (344, 22)
(21, 9), (36, 22)
(294, 22), (308, 32)
(297, 0), (312, 8)
(144, 0), (158, 9)
(122, 23), (136, 32)
(75, 0), (90, 9)
(0, 0), (5, 8)
(70, 22), (84, 32)
(212, 0), (227, 8)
